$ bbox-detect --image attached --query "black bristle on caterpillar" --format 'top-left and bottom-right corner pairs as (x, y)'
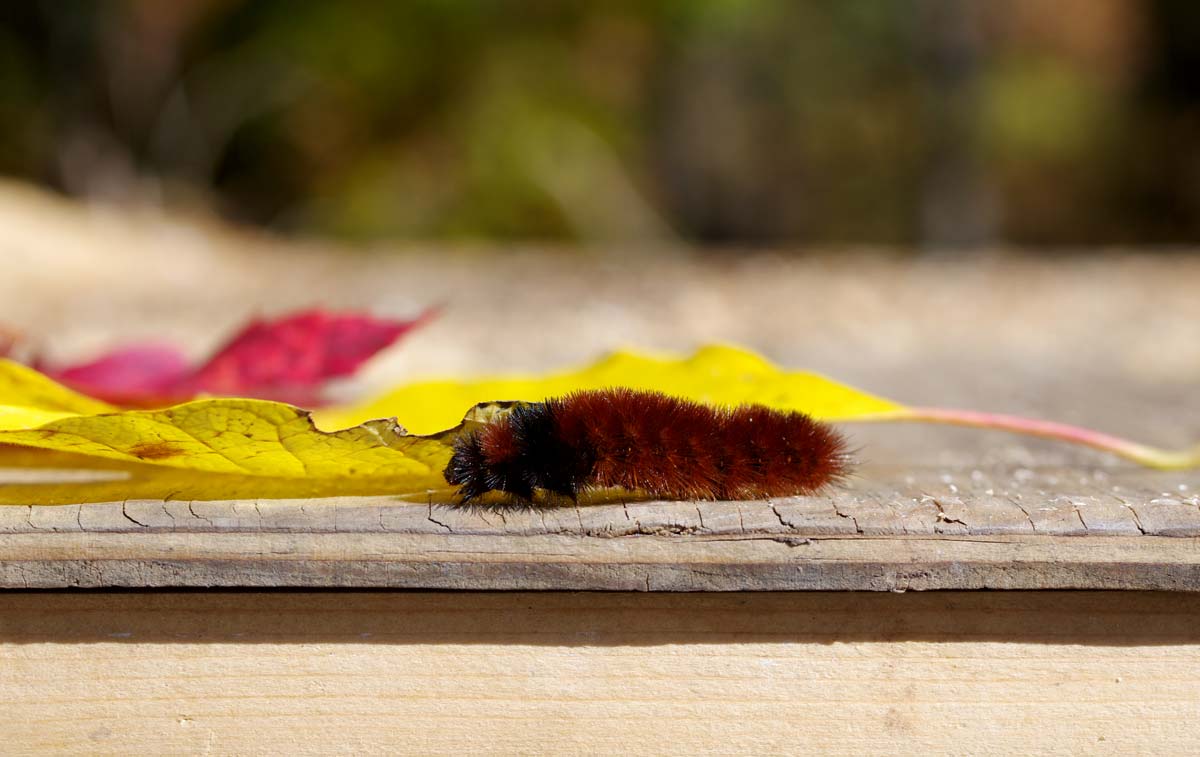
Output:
(443, 388), (851, 505)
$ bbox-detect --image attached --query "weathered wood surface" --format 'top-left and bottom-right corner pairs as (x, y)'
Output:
(1, 459), (1197, 590)
(4, 591), (1200, 755)
(7, 462), (1197, 538)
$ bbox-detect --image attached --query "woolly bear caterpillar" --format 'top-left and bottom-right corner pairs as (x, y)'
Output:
(444, 388), (850, 505)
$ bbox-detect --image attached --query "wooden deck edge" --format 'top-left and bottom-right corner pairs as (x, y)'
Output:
(2, 531), (1198, 591)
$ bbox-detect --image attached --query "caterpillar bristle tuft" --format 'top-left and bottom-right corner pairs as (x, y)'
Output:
(443, 388), (850, 506)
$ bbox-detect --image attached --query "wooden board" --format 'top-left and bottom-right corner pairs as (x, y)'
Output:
(1, 459), (1198, 590)
(3, 590), (1200, 755)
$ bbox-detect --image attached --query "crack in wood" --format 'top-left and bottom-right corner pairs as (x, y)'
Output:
(426, 503), (453, 533)
(120, 501), (149, 528)
(831, 503), (863, 534)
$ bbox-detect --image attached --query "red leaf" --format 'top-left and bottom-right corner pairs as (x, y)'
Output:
(38, 345), (190, 405)
(183, 308), (437, 404)
(34, 308), (436, 407)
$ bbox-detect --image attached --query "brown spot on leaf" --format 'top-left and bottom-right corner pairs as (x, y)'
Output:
(128, 441), (185, 460)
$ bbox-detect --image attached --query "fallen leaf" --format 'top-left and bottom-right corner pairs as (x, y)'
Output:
(39, 344), (190, 405)
(0, 398), (453, 505)
(31, 308), (437, 406)
(314, 344), (906, 435)
(183, 308), (438, 403)
(0, 360), (115, 416)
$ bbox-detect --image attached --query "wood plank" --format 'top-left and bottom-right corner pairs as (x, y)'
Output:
(2, 591), (1199, 755)
(5, 462), (1196, 538)
(0, 458), (1198, 590)
(2, 530), (1200, 591)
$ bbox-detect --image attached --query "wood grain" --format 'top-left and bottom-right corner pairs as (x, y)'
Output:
(3, 591), (1200, 756)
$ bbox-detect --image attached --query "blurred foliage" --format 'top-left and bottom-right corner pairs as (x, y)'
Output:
(1, 0), (1199, 246)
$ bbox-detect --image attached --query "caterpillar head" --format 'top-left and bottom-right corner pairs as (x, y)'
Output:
(443, 401), (589, 505)
(444, 422), (533, 504)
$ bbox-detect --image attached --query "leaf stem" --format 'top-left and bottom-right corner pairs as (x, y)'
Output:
(854, 407), (1200, 471)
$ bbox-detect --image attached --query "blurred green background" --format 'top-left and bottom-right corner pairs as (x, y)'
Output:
(2, 0), (1199, 247)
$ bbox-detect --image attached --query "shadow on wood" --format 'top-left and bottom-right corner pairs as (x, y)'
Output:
(3, 590), (1199, 647)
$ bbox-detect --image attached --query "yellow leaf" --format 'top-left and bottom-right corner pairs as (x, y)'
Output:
(0, 359), (114, 414)
(315, 344), (906, 434)
(0, 404), (82, 431)
(0, 399), (453, 505)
